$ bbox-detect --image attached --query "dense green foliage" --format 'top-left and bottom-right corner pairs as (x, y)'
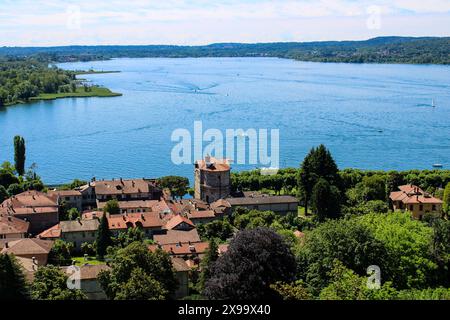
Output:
(0, 254), (30, 300)
(0, 58), (76, 106)
(197, 219), (235, 241)
(443, 183), (450, 215)
(98, 242), (177, 300)
(157, 176), (190, 199)
(48, 240), (74, 266)
(31, 266), (86, 300)
(1, 37), (449, 64)
(103, 199), (120, 215)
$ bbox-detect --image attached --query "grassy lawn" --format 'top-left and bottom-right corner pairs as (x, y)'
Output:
(30, 86), (122, 101)
(72, 256), (106, 266)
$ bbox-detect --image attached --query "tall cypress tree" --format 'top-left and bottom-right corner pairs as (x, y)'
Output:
(13, 136), (26, 176)
(199, 239), (219, 292)
(96, 214), (112, 259)
(298, 144), (340, 215)
(0, 253), (30, 300)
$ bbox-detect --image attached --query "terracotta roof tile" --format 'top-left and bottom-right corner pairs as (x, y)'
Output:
(1, 238), (54, 256)
(0, 215), (30, 235)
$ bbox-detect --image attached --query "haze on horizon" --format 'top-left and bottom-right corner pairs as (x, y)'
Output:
(1, 0), (450, 47)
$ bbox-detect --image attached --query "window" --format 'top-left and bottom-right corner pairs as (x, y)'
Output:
(409, 205), (414, 211)
(432, 205), (437, 211)
(419, 205), (423, 211)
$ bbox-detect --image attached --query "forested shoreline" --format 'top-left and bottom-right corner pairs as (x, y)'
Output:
(0, 58), (120, 107)
(1, 36), (449, 65)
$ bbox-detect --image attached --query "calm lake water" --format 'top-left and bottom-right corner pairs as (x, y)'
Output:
(1, 58), (450, 184)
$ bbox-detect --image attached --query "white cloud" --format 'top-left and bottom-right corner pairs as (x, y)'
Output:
(0, 0), (449, 46)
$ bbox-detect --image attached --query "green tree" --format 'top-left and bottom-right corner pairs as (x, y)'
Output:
(296, 218), (388, 294)
(396, 287), (450, 300)
(31, 266), (86, 300)
(0, 185), (8, 203)
(13, 136), (26, 176)
(6, 183), (24, 196)
(298, 145), (340, 215)
(158, 176), (190, 199)
(81, 242), (96, 256)
(358, 212), (437, 289)
(96, 214), (112, 259)
(311, 178), (341, 221)
(103, 199), (120, 215)
(48, 240), (73, 266)
(198, 239), (219, 292)
(115, 268), (167, 300)
(270, 281), (312, 300)
(98, 242), (177, 299)
(443, 182), (450, 215)
(115, 227), (145, 248)
(0, 253), (30, 300)
(197, 219), (234, 241)
(319, 260), (397, 300)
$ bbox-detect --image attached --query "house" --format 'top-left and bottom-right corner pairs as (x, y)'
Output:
(107, 212), (166, 237)
(0, 191), (59, 235)
(78, 182), (97, 209)
(97, 199), (171, 215)
(168, 198), (230, 225)
(390, 184), (443, 220)
(148, 241), (209, 259)
(186, 210), (217, 224)
(165, 215), (196, 231)
(0, 214), (30, 239)
(38, 219), (100, 251)
(194, 156), (231, 203)
(47, 189), (83, 211)
(171, 257), (190, 299)
(61, 264), (110, 300)
(153, 229), (201, 246)
(1, 238), (54, 266)
(226, 191), (298, 215)
(92, 178), (162, 205)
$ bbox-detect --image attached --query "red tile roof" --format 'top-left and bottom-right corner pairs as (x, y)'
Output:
(195, 157), (230, 172)
(108, 212), (164, 230)
(1, 191), (58, 216)
(1, 238), (54, 256)
(390, 185), (443, 205)
(187, 210), (216, 219)
(93, 179), (153, 195)
(153, 229), (201, 245)
(37, 224), (61, 239)
(0, 215), (30, 235)
(165, 215), (195, 230)
(148, 241), (209, 256)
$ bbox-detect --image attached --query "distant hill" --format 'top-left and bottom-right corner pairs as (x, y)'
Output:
(1, 37), (449, 64)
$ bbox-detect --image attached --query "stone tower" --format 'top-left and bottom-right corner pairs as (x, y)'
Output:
(194, 156), (231, 203)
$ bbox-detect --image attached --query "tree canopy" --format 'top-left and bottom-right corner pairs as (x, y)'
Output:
(204, 227), (296, 299)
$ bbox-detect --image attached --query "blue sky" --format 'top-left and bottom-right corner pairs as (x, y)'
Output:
(1, 0), (449, 46)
